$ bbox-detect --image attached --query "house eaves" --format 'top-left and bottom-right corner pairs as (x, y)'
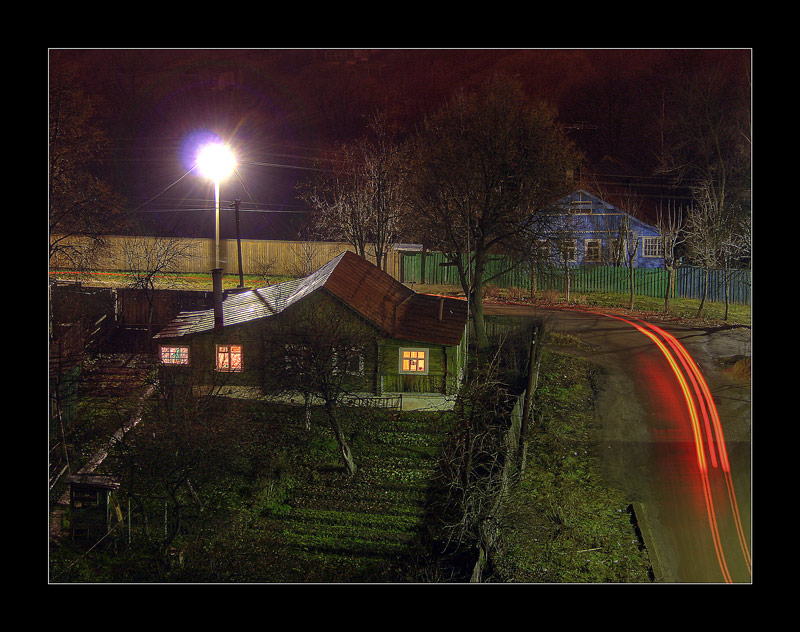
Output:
(154, 251), (468, 346)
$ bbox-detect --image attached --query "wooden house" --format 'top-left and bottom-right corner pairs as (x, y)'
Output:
(544, 190), (664, 268)
(153, 251), (469, 410)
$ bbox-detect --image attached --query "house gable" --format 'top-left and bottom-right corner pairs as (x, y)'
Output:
(546, 190), (663, 268)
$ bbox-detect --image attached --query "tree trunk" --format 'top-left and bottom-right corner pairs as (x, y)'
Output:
(325, 401), (357, 477)
(470, 282), (489, 351)
(696, 267), (709, 318)
(664, 265), (673, 314)
(303, 393), (312, 431)
(723, 266), (730, 321)
(628, 264), (635, 311)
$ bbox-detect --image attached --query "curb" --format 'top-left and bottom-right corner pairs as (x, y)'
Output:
(630, 502), (667, 583)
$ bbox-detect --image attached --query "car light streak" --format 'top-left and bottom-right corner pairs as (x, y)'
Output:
(634, 320), (751, 577)
(591, 311), (749, 582)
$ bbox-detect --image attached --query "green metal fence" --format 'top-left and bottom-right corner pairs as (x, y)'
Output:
(401, 252), (751, 306)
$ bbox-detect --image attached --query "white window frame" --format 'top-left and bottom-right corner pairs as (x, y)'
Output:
(333, 346), (365, 376)
(534, 239), (551, 261)
(642, 236), (663, 258)
(399, 348), (429, 375)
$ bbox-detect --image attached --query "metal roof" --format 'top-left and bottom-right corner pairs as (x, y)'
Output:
(154, 251), (468, 346)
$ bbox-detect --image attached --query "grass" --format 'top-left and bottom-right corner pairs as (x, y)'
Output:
(176, 405), (454, 582)
(492, 341), (653, 583)
(50, 398), (455, 583)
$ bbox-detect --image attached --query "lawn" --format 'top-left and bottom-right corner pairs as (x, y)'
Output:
(50, 397), (455, 583)
(492, 333), (653, 583)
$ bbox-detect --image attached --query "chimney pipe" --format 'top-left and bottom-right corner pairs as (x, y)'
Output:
(212, 268), (224, 329)
(438, 297), (444, 321)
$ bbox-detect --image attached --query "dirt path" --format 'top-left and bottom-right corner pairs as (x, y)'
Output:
(484, 303), (752, 582)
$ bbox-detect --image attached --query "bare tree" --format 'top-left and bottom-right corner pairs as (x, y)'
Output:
(656, 59), (751, 319)
(300, 114), (405, 272)
(359, 113), (406, 271)
(620, 216), (640, 311)
(684, 179), (749, 319)
(546, 207), (582, 303)
(301, 145), (372, 261)
(404, 77), (582, 349)
(49, 62), (126, 267)
(262, 297), (374, 477)
(613, 193), (645, 311)
(286, 228), (321, 278)
(656, 201), (685, 315)
(434, 348), (512, 577)
(120, 235), (192, 340)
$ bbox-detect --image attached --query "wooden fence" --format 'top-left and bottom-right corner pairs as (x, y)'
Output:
(50, 236), (751, 306)
(50, 235), (402, 281)
(401, 252), (751, 306)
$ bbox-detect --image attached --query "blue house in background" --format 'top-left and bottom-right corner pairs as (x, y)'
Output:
(542, 190), (664, 269)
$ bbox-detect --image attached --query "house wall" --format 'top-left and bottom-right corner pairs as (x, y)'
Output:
(378, 335), (464, 396)
(157, 310), (466, 398)
(157, 319), (268, 392)
(553, 191), (663, 269)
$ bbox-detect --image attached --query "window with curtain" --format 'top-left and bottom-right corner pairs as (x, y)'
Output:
(216, 344), (243, 372)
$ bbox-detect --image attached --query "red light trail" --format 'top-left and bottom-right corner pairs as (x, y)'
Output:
(595, 312), (751, 583)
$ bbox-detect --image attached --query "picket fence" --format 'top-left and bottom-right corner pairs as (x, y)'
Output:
(400, 252), (751, 306)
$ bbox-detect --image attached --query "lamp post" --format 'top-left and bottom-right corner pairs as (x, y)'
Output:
(196, 142), (236, 269)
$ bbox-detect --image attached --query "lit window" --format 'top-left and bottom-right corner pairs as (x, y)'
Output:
(161, 346), (189, 365)
(217, 344), (243, 372)
(399, 348), (428, 374)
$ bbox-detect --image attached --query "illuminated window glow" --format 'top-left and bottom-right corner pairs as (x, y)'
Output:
(160, 346), (189, 365)
(399, 348), (428, 374)
(217, 344), (243, 372)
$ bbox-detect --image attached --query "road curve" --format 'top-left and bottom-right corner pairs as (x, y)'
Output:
(484, 303), (752, 583)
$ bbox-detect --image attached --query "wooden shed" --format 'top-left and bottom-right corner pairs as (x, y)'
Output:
(67, 474), (122, 542)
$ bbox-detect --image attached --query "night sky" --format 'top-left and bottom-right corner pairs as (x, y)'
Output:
(50, 49), (751, 240)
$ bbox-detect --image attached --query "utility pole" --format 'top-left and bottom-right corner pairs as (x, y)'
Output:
(233, 198), (244, 288)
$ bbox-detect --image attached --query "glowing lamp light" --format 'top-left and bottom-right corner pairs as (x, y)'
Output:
(195, 141), (236, 269)
(196, 143), (236, 181)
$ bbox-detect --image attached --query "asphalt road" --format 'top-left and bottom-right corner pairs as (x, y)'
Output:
(485, 303), (752, 583)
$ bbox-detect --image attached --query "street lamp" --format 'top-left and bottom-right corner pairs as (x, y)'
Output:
(196, 142), (236, 269)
